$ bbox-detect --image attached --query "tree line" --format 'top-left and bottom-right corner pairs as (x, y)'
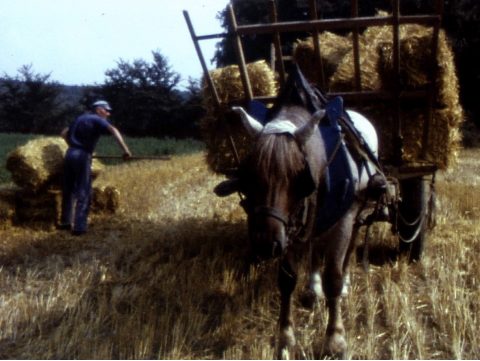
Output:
(0, 52), (204, 139)
(0, 0), (478, 139)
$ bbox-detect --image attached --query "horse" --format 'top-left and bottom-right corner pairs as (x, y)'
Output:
(215, 67), (382, 358)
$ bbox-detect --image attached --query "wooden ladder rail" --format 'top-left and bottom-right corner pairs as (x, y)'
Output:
(421, 0), (443, 160)
(392, 0), (403, 165)
(269, 0), (286, 87)
(351, 0), (362, 92)
(227, 4), (254, 104)
(308, 0), (326, 90)
(183, 10), (241, 166)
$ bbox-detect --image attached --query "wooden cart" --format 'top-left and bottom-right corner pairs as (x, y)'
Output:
(184, 0), (445, 261)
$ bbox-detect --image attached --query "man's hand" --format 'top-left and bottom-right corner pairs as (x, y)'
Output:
(123, 151), (132, 161)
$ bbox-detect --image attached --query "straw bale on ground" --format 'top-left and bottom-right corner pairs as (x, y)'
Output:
(14, 189), (61, 227)
(6, 137), (104, 192)
(92, 185), (120, 214)
(201, 60), (278, 173)
(10, 184), (118, 228)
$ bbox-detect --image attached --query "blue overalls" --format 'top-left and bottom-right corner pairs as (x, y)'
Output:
(60, 113), (111, 233)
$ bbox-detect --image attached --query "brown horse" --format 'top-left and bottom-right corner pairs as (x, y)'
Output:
(214, 68), (381, 358)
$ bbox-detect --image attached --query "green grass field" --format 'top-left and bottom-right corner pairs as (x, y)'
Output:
(0, 133), (204, 184)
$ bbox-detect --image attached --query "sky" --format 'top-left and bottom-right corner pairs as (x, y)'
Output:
(0, 0), (229, 88)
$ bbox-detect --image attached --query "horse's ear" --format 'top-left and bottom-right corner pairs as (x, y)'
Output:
(231, 106), (264, 136)
(294, 109), (325, 145)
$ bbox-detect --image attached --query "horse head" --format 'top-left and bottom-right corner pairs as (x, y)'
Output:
(215, 105), (326, 259)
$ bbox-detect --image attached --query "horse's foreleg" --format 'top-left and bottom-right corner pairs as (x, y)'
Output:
(299, 255), (323, 309)
(277, 254), (297, 359)
(324, 295), (347, 357)
(322, 258), (347, 358)
(341, 224), (359, 297)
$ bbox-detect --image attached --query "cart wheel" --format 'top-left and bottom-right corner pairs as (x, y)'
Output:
(398, 177), (429, 261)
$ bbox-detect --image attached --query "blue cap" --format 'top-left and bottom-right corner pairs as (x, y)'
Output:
(92, 100), (112, 111)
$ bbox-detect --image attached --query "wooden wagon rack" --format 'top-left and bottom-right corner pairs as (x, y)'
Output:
(184, 0), (444, 176)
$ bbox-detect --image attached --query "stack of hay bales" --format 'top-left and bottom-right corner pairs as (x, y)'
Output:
(201, 60), (278, 173)
(293, 12), (463, 169)
(201, 15), (462, 172)
(2, 137), (119, 228)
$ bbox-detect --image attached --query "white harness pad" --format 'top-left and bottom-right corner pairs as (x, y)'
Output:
(262, 119), (297, 135)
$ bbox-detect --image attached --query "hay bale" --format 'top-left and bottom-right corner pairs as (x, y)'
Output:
(294, 12), (463, 169)
(294, 31), (352, 88)
(6, 137), (67, 192)
(328, 12), (403, 91)
(201, 60), (278, 173)
(92, 185), (120, 214)
(14, 189), (61, 227)
(6, 137), (105, 192)
(367, 25), (462, 168)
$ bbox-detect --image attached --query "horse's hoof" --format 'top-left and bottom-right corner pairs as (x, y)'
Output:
(341, 273), (351, 297)
(277, 347), (291, 360)
(323, 333), (347, 359)
(277, 326), (296, 359)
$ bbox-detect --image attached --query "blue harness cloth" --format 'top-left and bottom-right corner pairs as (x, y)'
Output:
(315, 97), (357, 233)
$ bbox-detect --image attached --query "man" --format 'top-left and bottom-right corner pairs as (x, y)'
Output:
(58, 100), (132, 235)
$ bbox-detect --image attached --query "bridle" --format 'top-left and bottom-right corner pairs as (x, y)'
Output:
(247, 192), (314, 255)
(253, 206), (289, 227)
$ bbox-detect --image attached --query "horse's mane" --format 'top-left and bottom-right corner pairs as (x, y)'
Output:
(254, 105), (316, 188)
(254, 132), (305, 188)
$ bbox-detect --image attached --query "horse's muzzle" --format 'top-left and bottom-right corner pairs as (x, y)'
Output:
(249, 207), (288, 259)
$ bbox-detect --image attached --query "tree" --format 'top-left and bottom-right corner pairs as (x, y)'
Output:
(0, 65), (72, 133)
(175, 78), (205, 138)
(442, 0), (480, 126)
(100, 50), (184, 136)
(213, 0), (271, 68)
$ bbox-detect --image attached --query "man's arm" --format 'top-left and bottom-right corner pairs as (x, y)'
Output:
(107, 125), (132, 159)
(60, 127), (69, 142)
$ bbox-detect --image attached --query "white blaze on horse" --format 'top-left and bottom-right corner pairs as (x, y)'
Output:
(215, 66), (383, 359)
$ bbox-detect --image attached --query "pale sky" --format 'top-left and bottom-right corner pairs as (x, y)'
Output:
(0, 0), (229, 88)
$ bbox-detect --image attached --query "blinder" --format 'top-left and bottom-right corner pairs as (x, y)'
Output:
(296, 159), (317, 199)
(213, 178), (240, 197)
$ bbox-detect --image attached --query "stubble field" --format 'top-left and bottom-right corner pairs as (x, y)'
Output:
(0, 147), (478, 359)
